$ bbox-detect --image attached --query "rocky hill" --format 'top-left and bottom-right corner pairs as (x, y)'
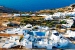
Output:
(36, 4), (75, 14)
(0, 6), (19, 13)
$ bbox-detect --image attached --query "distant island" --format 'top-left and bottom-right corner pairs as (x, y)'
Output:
(0, 6), (19, 13)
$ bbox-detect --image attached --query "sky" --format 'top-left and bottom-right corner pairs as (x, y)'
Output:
(0, 0), (75, 11)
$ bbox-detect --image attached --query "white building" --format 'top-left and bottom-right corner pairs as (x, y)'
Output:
(30, 14), (36, 16)
(50, 30), (69, 48)
(61, 19), (74, 28)
(66, 19), (74, 28)
(66, 30), (75, 38)
(44, 15), (53, 20)
(53, 12), (66, 18)
(21, 14), (30, 16)
(73, 8), (75, 11)
(4, 24), (33, 35)
(38, 14), (53, 20)
(2, 36), (20, 48)
(13, 14), (20, 17)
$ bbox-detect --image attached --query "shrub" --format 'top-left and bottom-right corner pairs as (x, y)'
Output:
(56, 24), (61, 28)
(19, 36), (23, 42)
(60, 20), (66, 24)
(66, 16), (70, 19)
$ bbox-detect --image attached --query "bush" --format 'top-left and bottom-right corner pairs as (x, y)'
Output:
(66, 16), (70, 19)
(19, 36), (23, 42)
(60, 20), (66, 24)
(56, 24), (61, 28)
(46, 21), (55, 27)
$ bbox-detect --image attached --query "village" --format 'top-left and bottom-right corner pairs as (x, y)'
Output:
(0, 4), (75, 50)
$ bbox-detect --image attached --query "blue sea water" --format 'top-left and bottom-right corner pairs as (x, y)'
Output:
(0, 0), (75, 11)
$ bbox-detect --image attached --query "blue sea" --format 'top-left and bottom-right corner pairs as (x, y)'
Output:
(0, 0), (75, 12)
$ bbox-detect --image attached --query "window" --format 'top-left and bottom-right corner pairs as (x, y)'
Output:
(54, 33), (59, 36)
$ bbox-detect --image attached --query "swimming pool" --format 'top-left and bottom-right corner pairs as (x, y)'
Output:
(28, 32), (34, 35)
(35, 32), (45, 36)
(28, 31), (45, 36)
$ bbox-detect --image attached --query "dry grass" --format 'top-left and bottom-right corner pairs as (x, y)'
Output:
(71, 28), (75, 31)
(0, 33), (23, 37)
(0, 17), (21, 26)
(56, 28), (66, 33)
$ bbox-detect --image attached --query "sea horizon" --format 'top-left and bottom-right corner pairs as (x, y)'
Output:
(0, 0), (75, 12)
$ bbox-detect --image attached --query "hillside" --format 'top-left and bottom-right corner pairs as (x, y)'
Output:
(0, 6), (19, 13)
(36, 4), (74, 14)
(37, 6), (69, 14)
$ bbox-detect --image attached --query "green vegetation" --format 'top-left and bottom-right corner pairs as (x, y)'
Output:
(19, 36), (23, 42)
(45, 21), (58, 27)
(0, 16), (59, 28)
(8, 17), (14, 22)
(56, 24), (61, 29)
(46, 22), (53, 27)
(49, 12), (54, 15)
(20, 17), (58, 27)
(66, 16), (70, 19)
(60, 20), (66, 24)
